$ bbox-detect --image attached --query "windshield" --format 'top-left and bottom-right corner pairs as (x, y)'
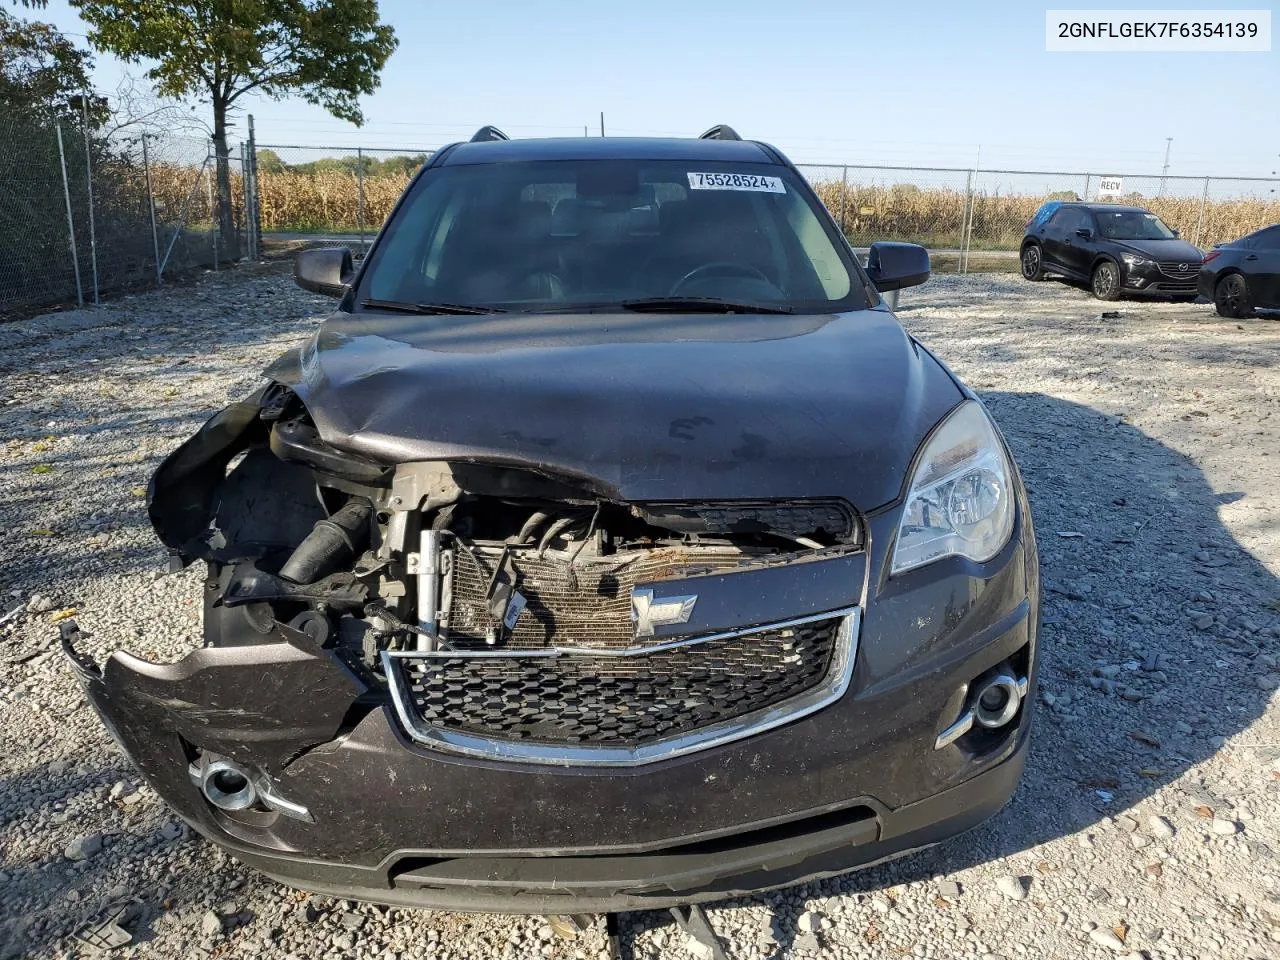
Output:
(358, 159), (862, 313)
(1095, 210), (1176, 241)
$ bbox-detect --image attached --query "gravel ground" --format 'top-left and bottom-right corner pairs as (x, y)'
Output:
(1, 267), (1278, 960)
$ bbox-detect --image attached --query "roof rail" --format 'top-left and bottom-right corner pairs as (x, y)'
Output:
(698, 124), (742, 141)
(469, 125), (510, 143)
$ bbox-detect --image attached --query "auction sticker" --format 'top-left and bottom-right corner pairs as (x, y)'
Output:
(687, 172), (785, 193)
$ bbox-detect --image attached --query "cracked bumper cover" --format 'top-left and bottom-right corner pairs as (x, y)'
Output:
(66, 509), (1037, 913)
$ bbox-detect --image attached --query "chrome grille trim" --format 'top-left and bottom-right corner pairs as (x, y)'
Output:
(384, 607), (861, 767)
(1156, 261), (1200, 279)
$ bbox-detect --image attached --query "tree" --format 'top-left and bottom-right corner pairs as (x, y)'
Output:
(256, 147), (287, 174)
(0, 10), (105, 123)
(70, 0), (397, 256)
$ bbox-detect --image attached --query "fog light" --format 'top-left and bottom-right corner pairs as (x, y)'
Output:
(934, 664), (1028, 749)
(187, 755), (314, 822)
(972, 671), (1022, 729)
(200, 759), (257, 811)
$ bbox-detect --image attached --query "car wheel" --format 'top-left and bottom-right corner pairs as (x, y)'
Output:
(1091, 260), (1121, 300)
(1214, 273), (1253, 318)
(1020, 243), (1045, 281)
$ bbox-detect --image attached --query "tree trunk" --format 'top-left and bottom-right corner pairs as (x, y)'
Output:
(211, 100), (240, 260)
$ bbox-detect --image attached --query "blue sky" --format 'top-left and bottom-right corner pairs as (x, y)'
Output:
(31, 0), (1280, 177)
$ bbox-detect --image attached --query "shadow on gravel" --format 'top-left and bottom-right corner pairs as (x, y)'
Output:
(703, 390), (1280, 955)
(3, 393), (1277, 960)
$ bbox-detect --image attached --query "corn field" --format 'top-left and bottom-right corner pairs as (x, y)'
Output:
(808, 181), (1280, 251)
(241, 148), (1280, 255)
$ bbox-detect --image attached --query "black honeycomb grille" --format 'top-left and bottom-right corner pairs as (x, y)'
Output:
(400, 617), (843, 746)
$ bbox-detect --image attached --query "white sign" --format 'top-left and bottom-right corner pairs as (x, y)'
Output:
(687, 172), (785, 193)
(1096, 176), (1124, 198)
(1046, 10), (1271, 52)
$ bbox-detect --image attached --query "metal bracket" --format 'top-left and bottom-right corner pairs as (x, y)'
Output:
(934, 674), (1029, 749)
(605, 912), (622, 960)
(594, 906), (732, 960)
(669, 904), (731, 960)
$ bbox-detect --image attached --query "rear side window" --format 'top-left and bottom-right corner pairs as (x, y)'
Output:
(1244, 225), (1280, 250)
(1028, 202), (1060, 230)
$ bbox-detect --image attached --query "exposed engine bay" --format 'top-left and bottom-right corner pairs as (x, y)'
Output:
(153, 382), (862, 682)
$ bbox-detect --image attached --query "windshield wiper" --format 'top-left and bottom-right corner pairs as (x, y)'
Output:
(619, 296), (793, 315)
(360, 298), (504, 316)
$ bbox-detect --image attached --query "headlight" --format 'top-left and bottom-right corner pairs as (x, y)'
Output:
(890, 401), (1015, 575)
(1121, 252), (1151, 268)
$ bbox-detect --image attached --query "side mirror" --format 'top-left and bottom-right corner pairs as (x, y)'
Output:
(1171, 228), (1180, 238)
(1075, 228), (1093, 240)
(865, 241), (930, 292)
(295, 247), (354, 297)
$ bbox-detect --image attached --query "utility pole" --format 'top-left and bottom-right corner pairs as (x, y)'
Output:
(600, 112), (605, 137)
(1159, 137), (1172, 195)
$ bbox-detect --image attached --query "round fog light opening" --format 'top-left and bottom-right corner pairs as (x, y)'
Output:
(201, 760), (258, 811)
(979, 686), (1009, 712)
(972, 674), (1022, 729)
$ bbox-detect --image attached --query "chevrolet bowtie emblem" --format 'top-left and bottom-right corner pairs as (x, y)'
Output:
(631, 588), (697, 637)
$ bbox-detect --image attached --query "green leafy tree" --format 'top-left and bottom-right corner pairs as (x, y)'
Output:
(69, 0), (397, 255)
(255, 147), (287, 174)
(0, 10), (104, 123)
(376, 153), (428, 177)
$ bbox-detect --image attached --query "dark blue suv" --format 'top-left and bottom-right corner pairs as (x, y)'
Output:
(1021, 201), (1203, 300)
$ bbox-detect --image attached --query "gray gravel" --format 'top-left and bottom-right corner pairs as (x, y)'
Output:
(1, 267), (1278, 959)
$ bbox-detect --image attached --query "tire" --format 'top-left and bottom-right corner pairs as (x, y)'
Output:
(1214, 273), (1254, 318)
(1091, 260), (1121, 301)
(1020, 243), (1045, 281)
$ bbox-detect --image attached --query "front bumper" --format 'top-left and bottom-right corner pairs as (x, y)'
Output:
(67, 507), (1038, 913)
(187, 739), (1028, 914)
(1122, 260), (1200, 296)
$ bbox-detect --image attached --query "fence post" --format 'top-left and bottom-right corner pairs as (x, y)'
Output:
(80, 92), (99, 304)
(357, 147), (367, 253)
(247, 115), (261, 259)
(1193, 177), (1210, 247)
(839, 165), (848, 238)
(1083, 174), (1091, 202)
(55, 124), (85, 308)
(141, 135), (162, 286)
(959, 168), (973, 275)
(240, 142), (254, 259)
(206, 149), (218, 270)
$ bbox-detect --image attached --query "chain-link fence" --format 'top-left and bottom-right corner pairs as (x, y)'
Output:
(1, 116), (241, 318)
(242, 140), (1280, 275)
(794, 164), (1280, 272)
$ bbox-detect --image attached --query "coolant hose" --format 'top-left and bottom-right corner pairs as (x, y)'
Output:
(279, 498), (373, 584)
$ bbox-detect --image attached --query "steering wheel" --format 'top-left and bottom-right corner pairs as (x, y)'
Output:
(669, 261), (771, 296)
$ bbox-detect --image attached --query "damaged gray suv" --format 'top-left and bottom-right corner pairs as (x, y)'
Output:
(66, 126), (1040, 914)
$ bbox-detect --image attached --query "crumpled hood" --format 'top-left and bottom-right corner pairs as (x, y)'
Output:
(1112, 238), (1204, 263)
(276, 308), (964, 510)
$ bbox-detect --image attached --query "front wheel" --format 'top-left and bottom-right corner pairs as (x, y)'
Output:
(1020, 243), (1045, 281)
(1091, 260), (1121, 301)
(1214, 273), (1253, 318)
